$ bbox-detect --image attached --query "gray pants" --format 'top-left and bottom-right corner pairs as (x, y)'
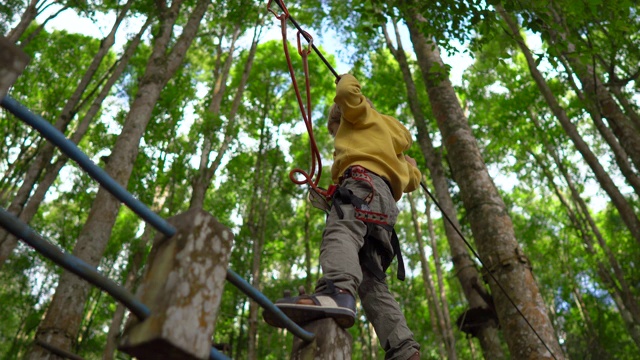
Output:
(316, 170), (420, 360)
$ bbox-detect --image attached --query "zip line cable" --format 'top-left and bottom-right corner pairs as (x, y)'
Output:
(266, 1), (557, 357)
(269, 0), (339, 79)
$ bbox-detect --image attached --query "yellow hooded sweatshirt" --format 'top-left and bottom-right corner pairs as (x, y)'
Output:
(331, 74), (422, 201)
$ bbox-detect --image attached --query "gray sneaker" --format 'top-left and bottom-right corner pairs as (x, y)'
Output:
(263, 287), (356, 328)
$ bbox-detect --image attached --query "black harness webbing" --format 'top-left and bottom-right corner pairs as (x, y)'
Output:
(332, 186), (406, 281)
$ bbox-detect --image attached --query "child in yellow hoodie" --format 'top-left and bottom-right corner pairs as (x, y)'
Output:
(265, 74), (421, 360)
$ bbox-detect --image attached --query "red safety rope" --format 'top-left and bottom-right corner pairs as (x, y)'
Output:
(267, 0), (329, 198)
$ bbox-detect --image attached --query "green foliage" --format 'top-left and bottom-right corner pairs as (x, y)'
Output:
(0, 0), (22, 35)
(1, 25), (112, 205)
(2, 0), (639, 358)
(0, 251), (52, 359)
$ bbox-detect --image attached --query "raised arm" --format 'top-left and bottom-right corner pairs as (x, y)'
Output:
(334, 74), (370, 124)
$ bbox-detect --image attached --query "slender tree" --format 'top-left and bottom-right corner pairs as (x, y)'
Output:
(190, 14), (263, 209)
(538, 1), (640, 172)
(424, 195), (458, 360)
(528, 114), (640, 347)
(407, 192), (448, 359)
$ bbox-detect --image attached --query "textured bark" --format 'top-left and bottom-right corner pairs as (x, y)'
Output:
(0, 0), (135, 265)
(0, 17), (149, 269)
(0, 36), (29, 99)
(496, 6), (640, 246)
(190, 20), (261, 209)
(119, 209), (233, 359)
(382, 18), (504, 359)
(408, 193), (447, 359)
(404, 8), (564, 359)
(291, 318), (352, 359)
(26, 1), (210, 358)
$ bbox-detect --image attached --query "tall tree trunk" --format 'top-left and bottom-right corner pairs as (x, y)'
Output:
(0, 0), (136, 265)
(7, 271), (52, 358)
(247, 105), (268, 360)
(0, 17), (149, 269)
(570, 286), (614, 358)
(496, 5), (640, 246)
(382, 17), (504, 359)
(531, 112), (640, 321)
(246, 230), (265, 360)
(189, 24), (241, 208)
(190, 20), (262, 209)
(407, 193), (447, 360)
(26, 1), (210, 357)
(403, 7), (564, 359)
(235, 297), (248, 359)
(102, 185), (164, 360)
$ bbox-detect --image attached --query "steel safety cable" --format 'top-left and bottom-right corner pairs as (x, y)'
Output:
(269, 0), (339, 79)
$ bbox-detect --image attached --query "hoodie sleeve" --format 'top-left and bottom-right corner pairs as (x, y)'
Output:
(404, 163), (422, 193)
(334, 74), (369, 124)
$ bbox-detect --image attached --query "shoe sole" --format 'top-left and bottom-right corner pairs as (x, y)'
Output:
(263, 303), (355, 329)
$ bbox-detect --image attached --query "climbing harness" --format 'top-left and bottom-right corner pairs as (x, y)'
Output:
(333, 166), (406, 281)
